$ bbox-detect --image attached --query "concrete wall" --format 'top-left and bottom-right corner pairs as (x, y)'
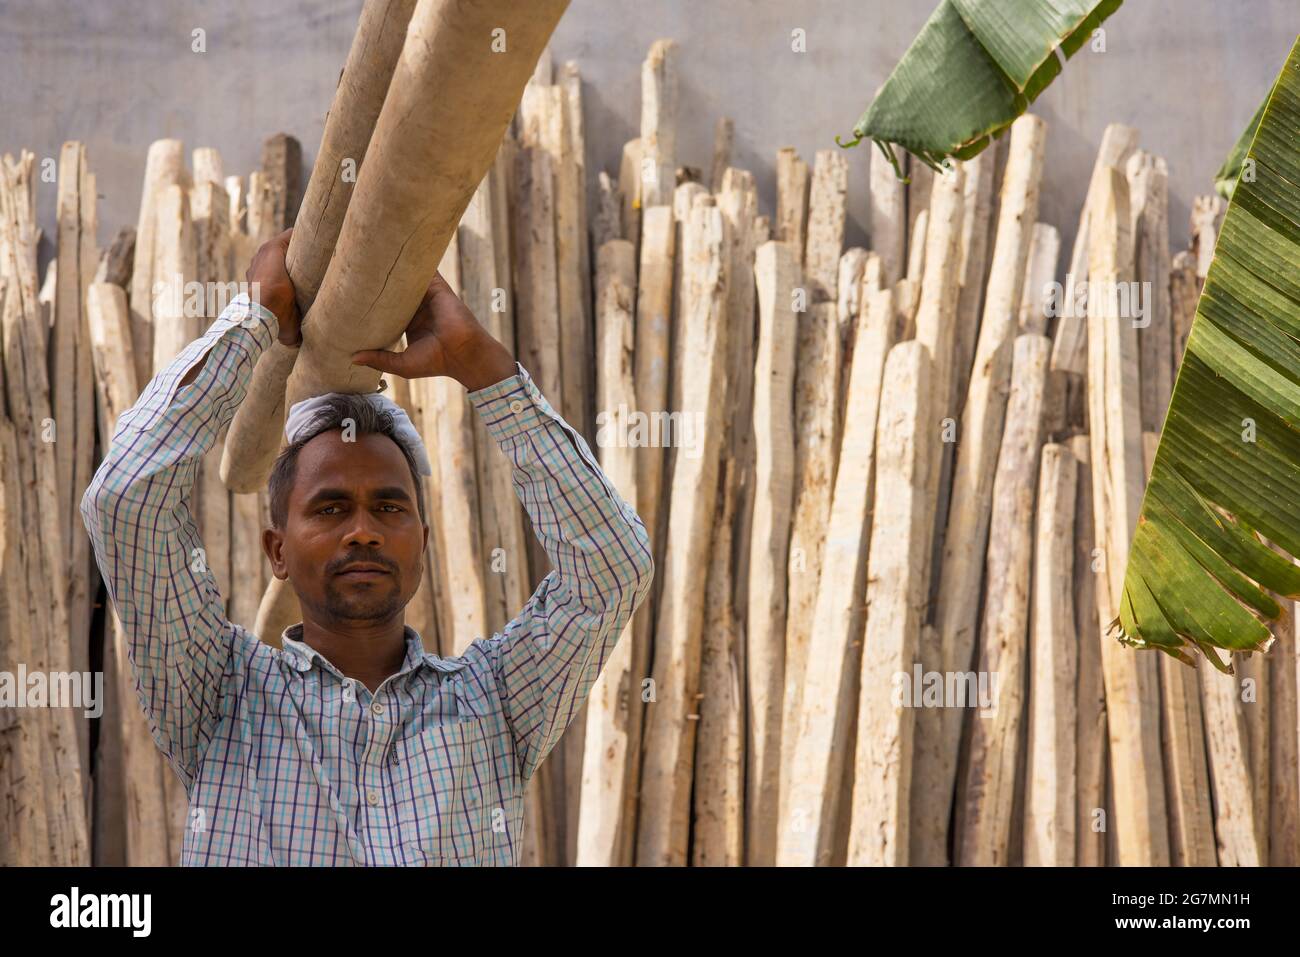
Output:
(1, 0), (1293, 266)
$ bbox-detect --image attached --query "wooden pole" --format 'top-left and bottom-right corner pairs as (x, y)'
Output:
(1, 152), (91, 865)
(693, 167), (759, 865)
(1086, 167), (1170, 865)
(710, 117), (734, 193)
(1017, 223), (1059, 335)
(637, 199), (728, 866)
(803, 150), (848, 303)
(869, 144), (905, 289)
(128, 139), (184, 390)
(776, 147), (810, 263)
(84, 280), (177, 865)
(1068, 434), (1107, 867)
(780, 288), (894, 866)
(1127, 151), (1173, 430)
(931, 115), (1046, 861)
(777, 298), (841, 829)
(747, 239), (799, 864)
(577, 238), (640, 865)
(640, 39), (678, 210)
(950, 151), (995, 413)
(1024, 442), (1078, 866)
(1201, 661), (1262, 866)
(846, 337), (931, 866)
(906, 163), (968, 866)
(1049, 123), (1138, 375)
(955, 334), (1050, 865)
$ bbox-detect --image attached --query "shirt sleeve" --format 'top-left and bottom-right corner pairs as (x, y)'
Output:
(467, 363), (655, 782)
(79, 294), (287, 789)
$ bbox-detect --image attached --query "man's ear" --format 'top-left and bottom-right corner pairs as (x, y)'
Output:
(263, 526), (289, 580)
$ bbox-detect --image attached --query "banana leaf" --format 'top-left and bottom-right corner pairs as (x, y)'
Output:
(1115, 36), (1300, 673)
(839, 0), (1123, 174)
(1215, 94), (1268, 200)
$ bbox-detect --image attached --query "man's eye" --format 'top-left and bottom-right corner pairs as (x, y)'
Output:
(318, 505), (341, 515)
(380, 504), (403, 512)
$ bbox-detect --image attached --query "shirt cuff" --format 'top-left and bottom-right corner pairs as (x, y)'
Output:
(468, 362), (556, 443)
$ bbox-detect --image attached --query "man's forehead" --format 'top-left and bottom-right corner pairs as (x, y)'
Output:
(293, 430), (416, 494)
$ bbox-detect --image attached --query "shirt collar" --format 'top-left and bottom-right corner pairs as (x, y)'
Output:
(278, 623), (467, 677)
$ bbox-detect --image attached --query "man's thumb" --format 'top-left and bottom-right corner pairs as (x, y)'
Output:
(351, 349), (407, 375)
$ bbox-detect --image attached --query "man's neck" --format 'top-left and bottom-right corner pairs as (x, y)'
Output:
(298, 616), (407, 694)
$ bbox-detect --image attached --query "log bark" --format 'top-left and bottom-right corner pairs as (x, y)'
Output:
(220, 3), (418, 485)
(233, 1), (568, 496)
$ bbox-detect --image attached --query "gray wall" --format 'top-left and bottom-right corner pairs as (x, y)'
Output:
(1, 0), (1293, 266)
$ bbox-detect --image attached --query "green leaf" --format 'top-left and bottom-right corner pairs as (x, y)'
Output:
(1215, 94), (1268, 200)
(839, 0), (1123, 168)
(1116, 36), (1300, 670)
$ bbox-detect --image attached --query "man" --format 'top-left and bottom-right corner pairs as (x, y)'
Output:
(80, 229), (654, 866)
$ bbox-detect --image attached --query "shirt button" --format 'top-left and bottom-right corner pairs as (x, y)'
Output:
(367, 791), (380, 806)
(371, 701), (384, 716)
(509, 399), (525, 415)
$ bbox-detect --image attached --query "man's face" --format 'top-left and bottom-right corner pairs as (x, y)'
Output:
(264, 431), (428, 625)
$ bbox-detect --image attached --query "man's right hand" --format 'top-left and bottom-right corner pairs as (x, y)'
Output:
(247, 228), (301, 346)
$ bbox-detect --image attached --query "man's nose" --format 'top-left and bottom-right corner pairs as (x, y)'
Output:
(342, 509), (385, 548)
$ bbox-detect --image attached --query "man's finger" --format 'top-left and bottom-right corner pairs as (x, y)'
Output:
(350, 349), (408, 376)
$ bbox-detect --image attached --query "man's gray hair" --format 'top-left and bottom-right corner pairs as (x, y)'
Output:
(267, 393), (428, 529)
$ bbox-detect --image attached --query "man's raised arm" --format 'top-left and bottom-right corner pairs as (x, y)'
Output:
(80, 231), (300, 789)
(349, 272), (655, 783)
(468, 366), (655, 781)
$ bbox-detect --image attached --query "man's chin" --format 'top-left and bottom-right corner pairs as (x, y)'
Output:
(322, 584), (404, 621)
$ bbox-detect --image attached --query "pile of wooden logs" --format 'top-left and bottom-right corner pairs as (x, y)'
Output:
(1, 33), (1293, 867)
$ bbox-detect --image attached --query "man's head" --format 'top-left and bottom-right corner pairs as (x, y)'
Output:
(263, 395), (429, 626)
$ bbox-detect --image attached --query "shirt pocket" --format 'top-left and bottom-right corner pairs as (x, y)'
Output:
(395, 718), (486, 865)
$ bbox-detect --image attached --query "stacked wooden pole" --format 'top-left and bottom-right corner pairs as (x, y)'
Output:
(10, 33), (1300, 870)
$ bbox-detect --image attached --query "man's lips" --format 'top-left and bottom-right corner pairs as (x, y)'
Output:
(335, 563), (392, 580)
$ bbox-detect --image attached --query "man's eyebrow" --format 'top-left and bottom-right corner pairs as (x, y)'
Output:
(302, 486), (414, 507)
